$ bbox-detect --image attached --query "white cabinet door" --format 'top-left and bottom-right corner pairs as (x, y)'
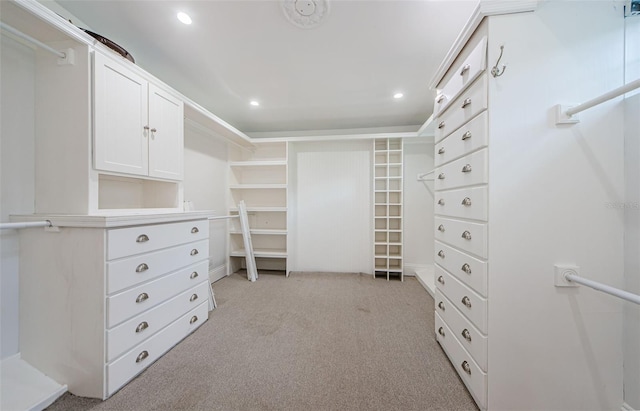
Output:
(94, 52), (149, 176)
(148, 84), (183, 180)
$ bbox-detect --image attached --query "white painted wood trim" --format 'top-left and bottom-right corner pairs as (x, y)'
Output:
(428, 0), (538, 90)
(209, 264), (227, 283)
(408, 264), (435, 297)
(620, 402), (636, 411)
(10, 211), (216, 228)
(248, 131), (418, 143)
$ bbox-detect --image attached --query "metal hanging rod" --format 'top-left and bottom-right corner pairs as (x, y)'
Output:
(208, 215), (239, 220)
(0, 220), (52, 230)
(0, 22), (66, 59)
(565, 273), (640, 305)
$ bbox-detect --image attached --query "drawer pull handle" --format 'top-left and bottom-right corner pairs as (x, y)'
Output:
(461, 230), (472, 240)
(438, 301), (445, 311)
(136, 350), (149, 363)
(438, 225), (445, 232)
(461, 197), (472, 206)
(461, 131), (472, 141)
(190, 293), (198, 302)
(461, 296), (472, 308)
(191, 227), (199, 233)
(461, 164), (472, 173)
(136, 292), (149, 303)
(190, 315), (199, 324)
(436, 94), (445, 104)
(437, 250), (445, 259)
(190, 249), (199, 256)
(437, 276), (445, 285)
(461, 361), (472, 375)
(461, 98), (472, 108)
(135, 263), (149, 273)
(438, 121), (445, 129)
(190, 271), (199, 279)
(437, 199), (445, 206)
(438, 147), (445, 154)
(438, 327), (445, 337)
(437, 173), (445, 180)
(136, 234), (149, 243)
(135, 321), (149, 333)
(461, 263), (472, 274)
(460, 64), (470, 76)
(462, 329), (472, 342)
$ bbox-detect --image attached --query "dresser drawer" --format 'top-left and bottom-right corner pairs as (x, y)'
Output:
(435, 241), (487, 297)
(107, 240), (208, 294)
(435, 265), (487, 333)
(107, 219), (209, 260)
(434, 186), (488, 222)
(106, 301), (208, 397)
(435, 111), (488, 168)
(435, 289), (487, 371)
(434, 36), (487, 118)
(435, 74), (488, 143)
(106, 280), (209, 362)
(434, 217), (487, 259)
(434, 149), (487, 191)
(107, 259), (207, 328)
(436, 313), (487, 410)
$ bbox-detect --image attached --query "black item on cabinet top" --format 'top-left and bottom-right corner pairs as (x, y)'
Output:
(80, 28), (135, 63)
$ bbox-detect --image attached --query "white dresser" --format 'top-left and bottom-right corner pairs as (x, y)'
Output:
(17, 213), (212, 399)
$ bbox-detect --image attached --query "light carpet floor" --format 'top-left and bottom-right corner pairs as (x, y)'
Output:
(46, 271), (478, 411)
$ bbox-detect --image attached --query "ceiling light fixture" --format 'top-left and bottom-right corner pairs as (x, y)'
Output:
(250, 100), (260, 107)
(394, 93), (404, 99)
(282, 0), (330, 29)
(177, 12), (192, 25)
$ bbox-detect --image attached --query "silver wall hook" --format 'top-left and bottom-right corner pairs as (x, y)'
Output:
(491, 45), (506, 77)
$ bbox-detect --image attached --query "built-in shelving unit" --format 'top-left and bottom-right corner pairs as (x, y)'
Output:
(373, 138), (404, 280)
(228, 142), (288, 275)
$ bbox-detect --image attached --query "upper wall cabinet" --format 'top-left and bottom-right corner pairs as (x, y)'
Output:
(94, 51), (184, 181)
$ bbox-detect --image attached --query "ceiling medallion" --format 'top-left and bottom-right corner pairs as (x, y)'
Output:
(282, 0), (330, 29)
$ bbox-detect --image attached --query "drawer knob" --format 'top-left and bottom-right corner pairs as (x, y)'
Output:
(437, 199), (445, 206)
(135, 263), (149, 273)
(136, 350), (149, 363)
(438, 327), (445, 337)
(135, 321), (149, 333)
(461, 98), (472, 109)
(437, 173), (445, 180)
(437, 250), (445, 259)
(190, 249), (199, 256)
(461, 230), (472, 240)
(461, 263), (472, 274)
(136, 234), (149, 243)
(438, 301), (445, 311)
(461, 197), (472, 206)
(438, 121), (445, 129)
(438, 147), (445, 154)
(460, 64), (470, 76)
(190, 271), (199, 279)
(461, 361), (472, 375)
(136, 292), (149, 303)
(462, 329), (472, 342)
(190, 293), (198, 302)
(437, 276), (445, 285)
(461, 131), (472, 141)
(436, 94), (445, 104)
(190, 315), (199, 324)
(461, 164), (472, 173)
(191, 227), (199, 234)
(461, 296), (472, 308)
(438, 225), (445, 232)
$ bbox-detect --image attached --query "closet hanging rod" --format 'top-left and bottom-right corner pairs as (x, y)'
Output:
(564, 272), (640, 305)
(0, 220), (52, 230)
(208, 215), (239, 220)
(0, 22), (66, 59)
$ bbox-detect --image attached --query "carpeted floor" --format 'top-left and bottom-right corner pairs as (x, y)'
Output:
(46, 271), (478, 411)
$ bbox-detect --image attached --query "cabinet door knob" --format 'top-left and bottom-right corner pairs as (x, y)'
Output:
(461, 230), (472, 240)
(135, 263), (149, 273)
(461, 296), (472, 308)
(190, 249), (199, 256)
(136, 350), (149, 363)
(462, 131), (472, 141)
(461, 164), (472, 173)
(461, 361), (471, 375)
(190, 315), (199, 324)
(436, 94), (445, 104)
(438, 301), (445, 311)
(438, 225), (445, 232)
(460, 64), (470, 76)
(136, 234), (149, 243)
(437, 250), (445, 259)
(136, 292), (149, 303)
(437, 199), (445, 206)
(143, 125), (150, 131)
(191, 227), (199, 233)
(461, 197), (472, 206)
(135, 321), (149, 333)
(190, 271), (199, 279)
(438, 147), (445, 154)
(462, 329), (472, 342)
(437, 276), (445, 285)
(190, 293), (198, 302)
(150, 128), (157, 133)
(438, 173), (445, 180)
(461, 263), (472, 274)
(438, 327), (445, 337)
(461, 98), (472, 109)
(438, 121), (445, 129)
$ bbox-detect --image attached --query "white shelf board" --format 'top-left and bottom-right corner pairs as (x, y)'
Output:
(230, 248), (287, 258)
(1, 355), (67, 411)
(229, 229), (287, 235)
(414, 265), (435, 297)
(229, 184), (287, 189)
(229, 160), (286, 167)
(228, 207), (287, 213)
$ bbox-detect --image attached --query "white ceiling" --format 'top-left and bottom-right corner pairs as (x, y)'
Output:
(55, 0), (479, 135)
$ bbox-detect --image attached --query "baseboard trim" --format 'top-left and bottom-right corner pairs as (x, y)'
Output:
(622, 402), (638, 411)
(209, 264), (227, 283)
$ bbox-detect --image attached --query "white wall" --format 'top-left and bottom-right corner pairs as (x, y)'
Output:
(289, 140), (372, 273)
(0, 36), (36, 359)
(403, 140), (434, 274)
(183, 124), (228, 282)
(623, 11), (640, 410)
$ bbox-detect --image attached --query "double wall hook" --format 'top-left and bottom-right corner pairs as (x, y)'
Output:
(491, 45), (506, 77)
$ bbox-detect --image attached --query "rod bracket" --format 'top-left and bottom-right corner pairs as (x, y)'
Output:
(554, 104), (580, 125)
(57, 48), (75, 66)
(554, 264), (579, 287)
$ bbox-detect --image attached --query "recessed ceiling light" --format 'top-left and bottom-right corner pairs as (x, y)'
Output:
(177, 12), (192, 25)
(394, 93), (404, 99)
(250, 100), (260, 107)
